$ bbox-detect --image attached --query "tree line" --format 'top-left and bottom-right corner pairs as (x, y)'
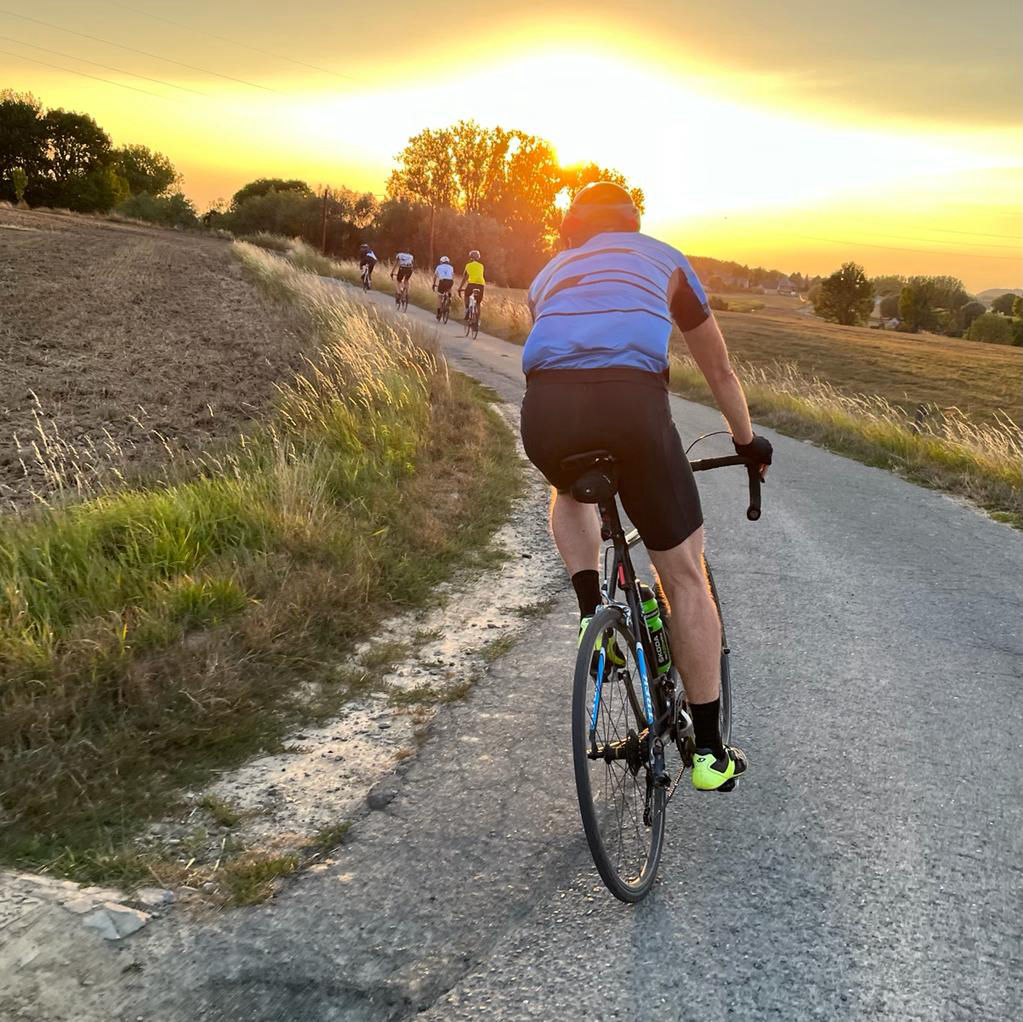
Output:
(810, 262), (1021, 345)
(5, 89), (1011, 321)
(0, 90), (192, 222)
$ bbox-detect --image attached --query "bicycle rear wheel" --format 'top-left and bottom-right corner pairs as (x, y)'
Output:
(573, 607), (665, 902)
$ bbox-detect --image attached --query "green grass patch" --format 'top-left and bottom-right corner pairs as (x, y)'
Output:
(199, 796), (242, 829)
(220, 852), (299, 906)
(479, 633), (516, 663)
(0, 244), (522, 873)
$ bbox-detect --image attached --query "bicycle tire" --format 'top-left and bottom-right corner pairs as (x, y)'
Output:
(573, 607), (666, 903)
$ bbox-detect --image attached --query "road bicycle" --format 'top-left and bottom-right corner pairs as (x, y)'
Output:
(360, 264), (373, 291)
(463, 290), (480, 339)
(568, 442), (762, 902)
(394, 278), (410, 312)
(436, 288), (452, 324)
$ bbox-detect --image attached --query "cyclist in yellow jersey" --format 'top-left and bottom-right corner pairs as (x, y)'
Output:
(458, 250), (486, 321)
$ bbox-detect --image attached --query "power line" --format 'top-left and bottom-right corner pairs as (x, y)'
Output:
(0, 47), (169, 99)
(898, 224), (1020, 241)
(0, 34), (206, 97)
(107, 2), (360, 83)
(793, 227), (1019, 252)
(786, 232), (1021, 262)
(0, 10), (286, 95)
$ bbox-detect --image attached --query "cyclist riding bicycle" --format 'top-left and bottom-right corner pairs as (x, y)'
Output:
(519, 182), (772, 792)
(433, 255), (455, 319)
(391, 248), (414, 295)
(359, 243), (377, 286)
(458, 250), (485, 321)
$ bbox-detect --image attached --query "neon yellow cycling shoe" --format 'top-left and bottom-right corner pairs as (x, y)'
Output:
(579, 617), (626, 674)
(692, 746), (748, 791)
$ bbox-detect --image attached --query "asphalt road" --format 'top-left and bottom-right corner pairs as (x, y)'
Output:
(75, 287), (1023, 1020)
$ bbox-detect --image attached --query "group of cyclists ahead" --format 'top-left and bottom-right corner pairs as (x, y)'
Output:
(358, 243), (486, 325)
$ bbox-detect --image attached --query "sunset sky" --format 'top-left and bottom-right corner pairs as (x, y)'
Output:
(3, 0), (1020, 290)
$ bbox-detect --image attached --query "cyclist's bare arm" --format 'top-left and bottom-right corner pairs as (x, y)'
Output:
(457, 271), (468, 295)
(668, 270), (755, 450)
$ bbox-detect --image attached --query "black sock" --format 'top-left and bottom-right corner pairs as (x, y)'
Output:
(690, 699), (724, 757)
(571, 570), (601, 618)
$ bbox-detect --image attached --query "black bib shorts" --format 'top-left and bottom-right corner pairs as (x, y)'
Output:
(520, 368), (703, 552)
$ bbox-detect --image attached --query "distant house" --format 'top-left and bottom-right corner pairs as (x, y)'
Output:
(723, 273), (751, 290)
(775, 276), (796, 295)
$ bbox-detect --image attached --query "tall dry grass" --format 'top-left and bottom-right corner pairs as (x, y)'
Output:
(232, 235), (1021, 520)
(1, 242), (520, 870)
(671, 356), (1023, 521)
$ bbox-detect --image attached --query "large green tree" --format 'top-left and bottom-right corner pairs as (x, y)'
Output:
(0, 90), (47, 201)
(387, 127), (456, 210)
(231, 177), (310, 208)
(42, 109), (110, 181)
(812, 262), (874, 325)
(898, 275), (970, 334)
(990, 292), (1017, 315)
(114, 144), (178, 196)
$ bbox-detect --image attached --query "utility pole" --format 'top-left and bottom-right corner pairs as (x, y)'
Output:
(320, 188), (328, 255)
(429, 204), (435, 268)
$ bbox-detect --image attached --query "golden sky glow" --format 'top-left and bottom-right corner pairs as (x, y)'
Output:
(2, 1), (1020, 289)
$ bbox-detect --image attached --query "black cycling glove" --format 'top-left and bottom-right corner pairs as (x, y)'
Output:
(733, 434), (773, 465)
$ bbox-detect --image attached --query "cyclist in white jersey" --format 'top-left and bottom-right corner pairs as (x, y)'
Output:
(391, 249), (415, 290)
(432, 256), (455, 320)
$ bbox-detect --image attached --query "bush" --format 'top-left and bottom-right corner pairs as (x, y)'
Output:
(880, 294), (900, 319)
(813, 262), (874, 325)
(990, 293), (1017, 316)
(967, 312), (1014, 345)
(116, 191), (199, 228)
(236, 232), (293, 253)
(708, 294), (729, 311)
(225, 190), (319, 239)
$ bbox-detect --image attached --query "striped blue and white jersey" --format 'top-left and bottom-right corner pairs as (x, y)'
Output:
(522, 231), (710, 375)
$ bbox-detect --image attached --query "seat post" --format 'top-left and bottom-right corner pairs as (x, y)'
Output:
(597, 496), (625, 544)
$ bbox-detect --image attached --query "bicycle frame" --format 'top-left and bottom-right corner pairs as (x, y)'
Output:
(591, 494), (664, 758)
(590, 452), (762, 754)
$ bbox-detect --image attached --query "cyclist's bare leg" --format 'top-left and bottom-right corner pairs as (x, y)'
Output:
(648, 528), (721, 705)
(549, 490), (600, 575)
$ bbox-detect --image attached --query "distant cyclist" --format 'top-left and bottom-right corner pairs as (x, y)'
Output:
(358, 243), (377, 289)
(391, 247), (414, 298)
(458, 250), (485, 321)
(433, 255), (455, 320)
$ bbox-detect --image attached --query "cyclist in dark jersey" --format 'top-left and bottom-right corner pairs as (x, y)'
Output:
(520, 183), (772, 792)
(359, 244), (377, 287)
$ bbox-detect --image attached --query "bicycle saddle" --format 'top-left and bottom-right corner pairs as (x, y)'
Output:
(560, 450), (619, 503)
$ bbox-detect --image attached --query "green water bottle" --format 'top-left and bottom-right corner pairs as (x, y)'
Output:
(638, 582), (672, 675)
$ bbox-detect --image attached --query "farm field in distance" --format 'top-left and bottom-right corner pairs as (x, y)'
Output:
(474, 280), (1018, 427)
(673, 301), (1021, 426)
(0, 206), (306, 509)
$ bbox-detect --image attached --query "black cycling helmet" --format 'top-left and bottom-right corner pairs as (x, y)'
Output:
(359, 243), (370, 252)
(560, 182), (640, 247)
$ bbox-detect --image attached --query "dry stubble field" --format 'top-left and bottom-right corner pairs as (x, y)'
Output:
(0, 207), (306, 509)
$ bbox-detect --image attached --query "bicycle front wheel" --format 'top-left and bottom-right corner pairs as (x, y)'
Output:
(573, 607), (665, 903)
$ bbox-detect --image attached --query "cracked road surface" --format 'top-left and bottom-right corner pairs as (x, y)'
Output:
(16, 287), (1022, 1021)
